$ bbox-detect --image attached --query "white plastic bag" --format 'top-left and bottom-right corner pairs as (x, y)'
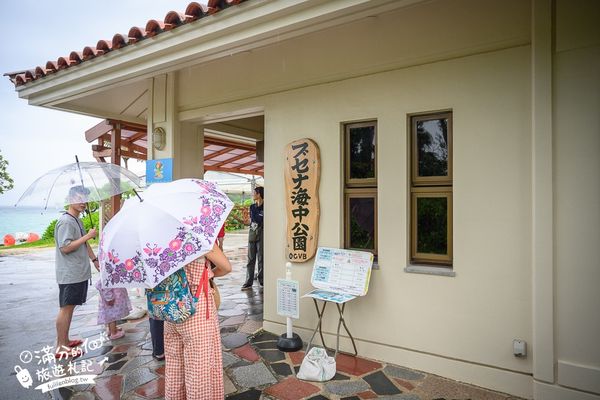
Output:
(297, 347), (336, 381)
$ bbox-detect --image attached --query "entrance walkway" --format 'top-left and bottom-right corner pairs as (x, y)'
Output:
(45, 233), (521, 400)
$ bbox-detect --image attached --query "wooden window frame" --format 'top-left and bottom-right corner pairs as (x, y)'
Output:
(344, 189), (378, 254)
(343, 120), (378, 255)
(411, 112), (453, 186)
(410, 188), (452, 265)
(345, 121), (378, 188)
(409, 111), (453, 266)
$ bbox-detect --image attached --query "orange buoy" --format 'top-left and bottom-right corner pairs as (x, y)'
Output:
(3, 234), (15, 246)
(27, 233), (40, 242)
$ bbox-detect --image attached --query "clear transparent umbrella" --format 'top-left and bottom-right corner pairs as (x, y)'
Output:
(16, 161), (142, 209)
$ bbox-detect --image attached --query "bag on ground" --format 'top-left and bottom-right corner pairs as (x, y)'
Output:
(146, 268), (195, 323)
(297, 347), (336, 382)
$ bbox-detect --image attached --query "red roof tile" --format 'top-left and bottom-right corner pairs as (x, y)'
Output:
(9, 0), (248, 86)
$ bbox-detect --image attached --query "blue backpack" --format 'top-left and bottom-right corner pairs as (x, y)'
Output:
(146, 269), (195, 323)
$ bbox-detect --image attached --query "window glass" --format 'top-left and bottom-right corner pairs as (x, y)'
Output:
(349, 196), (375, 250)
(417, 118), (448, 177)
(416, 196), (448, 255)
(349, 126), (376, 180)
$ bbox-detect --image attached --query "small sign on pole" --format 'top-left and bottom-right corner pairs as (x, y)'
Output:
(277, 278), (299, 320)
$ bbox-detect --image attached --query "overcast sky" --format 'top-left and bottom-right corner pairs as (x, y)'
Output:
(0, 0), (196, 205)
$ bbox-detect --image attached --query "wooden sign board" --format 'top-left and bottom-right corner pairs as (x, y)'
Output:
(284, 138), (320, 262)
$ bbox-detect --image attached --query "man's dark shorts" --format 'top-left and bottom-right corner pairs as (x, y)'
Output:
(58, 280), (88, 308)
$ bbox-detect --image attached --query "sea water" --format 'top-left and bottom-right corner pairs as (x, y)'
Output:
(0, 206), (63, 238)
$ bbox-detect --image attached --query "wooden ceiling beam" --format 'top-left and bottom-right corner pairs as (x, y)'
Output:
(205, 165), (264, 176)
(204, 146), (235, 161)
(211, 150), (254, 168)
(204, 137), (255, 152)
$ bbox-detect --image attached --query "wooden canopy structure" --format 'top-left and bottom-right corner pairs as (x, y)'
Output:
(85, 119), (264, 217)
(85, 119), (264, 175)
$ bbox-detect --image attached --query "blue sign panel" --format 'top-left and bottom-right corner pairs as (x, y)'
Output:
(146, 158), (173, 185)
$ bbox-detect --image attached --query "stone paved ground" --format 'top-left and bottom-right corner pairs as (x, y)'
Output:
(31, 232), (523, 400)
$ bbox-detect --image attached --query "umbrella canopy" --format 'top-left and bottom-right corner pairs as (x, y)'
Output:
(16, 161), (142, 209)
(98, 179), (233, 289)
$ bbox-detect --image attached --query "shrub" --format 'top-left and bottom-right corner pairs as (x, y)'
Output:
(41, 211), (99, 240)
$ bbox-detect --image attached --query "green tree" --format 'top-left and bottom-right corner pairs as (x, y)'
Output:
(0, 150), (14, 194)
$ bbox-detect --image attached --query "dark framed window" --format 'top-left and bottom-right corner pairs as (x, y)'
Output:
(344, 121), (377, 255)
(410, 111), (452, 266)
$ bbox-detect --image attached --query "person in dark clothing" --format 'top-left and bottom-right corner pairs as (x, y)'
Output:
(242, 186), (264, 290)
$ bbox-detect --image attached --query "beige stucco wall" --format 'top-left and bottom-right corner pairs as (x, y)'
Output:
(553, 0), (600, 395)
(176, 1), (534, 396)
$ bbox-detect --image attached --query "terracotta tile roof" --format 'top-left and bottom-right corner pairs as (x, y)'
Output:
(5, 0), (247, 87)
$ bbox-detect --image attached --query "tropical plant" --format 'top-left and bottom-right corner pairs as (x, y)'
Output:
(0, 149), (14, 194)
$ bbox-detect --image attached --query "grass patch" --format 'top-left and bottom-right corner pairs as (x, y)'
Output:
(0, 238), (99, 252)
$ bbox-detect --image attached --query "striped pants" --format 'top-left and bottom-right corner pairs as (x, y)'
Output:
(164, 261), (223, 399)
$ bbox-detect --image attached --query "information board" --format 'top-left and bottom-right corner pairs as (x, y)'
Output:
(277, 278), (300, 319)
(310, 247), (373, 296)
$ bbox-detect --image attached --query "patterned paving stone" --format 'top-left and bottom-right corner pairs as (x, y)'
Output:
(250, 330), (279, 342)
(225, 388), (262, 400)
(340, 397), (361, 400)
(134, 377), (165, 399)
(223, 351), (242, 368)
(288, 350), (305, 365)
(105, 352), (127, 363)
(121, 355), (154, 374)
(233, 343), (260, 362)
(80, 345), (113, 360)
(253, 340), (279, 350)
(106, 360), (128, 371)
(222, 332), (250, 349)
(259, 349), (286, 362)
(93, 374), (123, 400)
(221, 326), (239, 334)
(221, 314), (247, 327)
(394, 378), (416, 391)
(112, 344), (134, 353)
(377, 395), (421, 400)
(122, 368), (157, 394)
(336, 354), (382, 377)
(263, 377), (321, 400)
(363, 371), (402, 395)
(331, 372), (351, 380)
(230, 362), (277, 388)
(325, 379), (370, 396)
(220, 308), (246, 317)
(357, 390), (378, 399)
(70, 392), (96, 400)
(307, 396), (330, 400)
(238, 319), (263, 334)
(383, 365), (425, 381)
(270, 362), (294, 377)
(224, 373), (237, 395)
(410, 375), (507, 400)
(154, 366), (165, 376)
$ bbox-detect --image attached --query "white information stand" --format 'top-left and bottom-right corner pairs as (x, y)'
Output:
(302, 247), (373, 357)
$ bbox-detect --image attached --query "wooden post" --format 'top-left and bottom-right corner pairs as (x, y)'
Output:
(111, 122), (122, 217)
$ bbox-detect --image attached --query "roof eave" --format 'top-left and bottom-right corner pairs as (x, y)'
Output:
(16, 0), (422, 108)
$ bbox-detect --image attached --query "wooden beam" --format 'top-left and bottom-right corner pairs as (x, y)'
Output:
(204, 137), (255, 152)
(235, 159), (261, 169)
(204, 146), (235, 161)
(111, 123), (122, 217)
(85, 120), (113, 143)
(211, 150), (254, 168)
(205, 166), (264, 176)
(93, 147), (144, 160)
(124, 130), (146, 144)
(107, 119), (147, 132)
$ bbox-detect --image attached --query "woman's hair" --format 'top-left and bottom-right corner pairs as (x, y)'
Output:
(254, 186), (264, 199)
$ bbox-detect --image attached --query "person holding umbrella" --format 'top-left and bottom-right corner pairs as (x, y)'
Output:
(54, 185), (100, 358)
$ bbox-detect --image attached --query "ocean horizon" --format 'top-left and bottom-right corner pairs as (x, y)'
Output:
(0, 206), (63, 239)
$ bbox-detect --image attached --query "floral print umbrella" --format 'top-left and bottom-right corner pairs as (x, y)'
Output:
(98, 179), (233, 288)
